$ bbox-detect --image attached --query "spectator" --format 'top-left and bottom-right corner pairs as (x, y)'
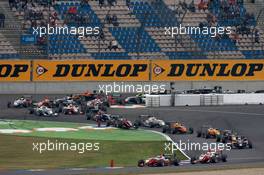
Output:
(105, 14), (112, 24)
(255, 29), (260, 43)
(126, 0), (131, 11)
(0, 13), (5, 28)
(68, 6), (77, 15)
(188, 0), (195, 12)
(107, 0), (116, 7)
(198, 0), (207, 11)
(181, 0), (188, 10)
(112, 14), (119, 27)
(99, 0), (104, 8)
(108, 40), (118, 51)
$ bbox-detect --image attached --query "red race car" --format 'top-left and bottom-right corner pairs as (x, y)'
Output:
(138, 154), (179, 167)
(191, 150), (227, 164)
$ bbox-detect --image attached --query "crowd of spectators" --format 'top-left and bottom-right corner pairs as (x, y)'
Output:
(105, 14), (119, 27)
(8, 0), (58, 29)
(99, 0), (117, 8)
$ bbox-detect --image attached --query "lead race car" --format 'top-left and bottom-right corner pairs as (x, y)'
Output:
(138, 154), (179, 167)
(191, 150), (227, 164)
(7, 96), (33, 108)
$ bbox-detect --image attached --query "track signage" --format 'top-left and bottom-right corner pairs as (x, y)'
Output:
(152, 60), (264, 81)
(0, 61), (31, 81)
(33, 60), (149, 81)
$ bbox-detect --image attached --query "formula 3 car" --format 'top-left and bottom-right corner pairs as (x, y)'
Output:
(138, 154), (179, 167)
(29, 106), (58, 117)
(191, 150), (227, 164)
(162, 122), (193, 134)
(7, 96), (33, 108)
(135, 115), (165, 128)
(62, 104), (84, 115)
(222, 134), (253, 149)
(106, 115), (138, 129)
(197, 125), (221, 141)
(86, 110), (112, 122)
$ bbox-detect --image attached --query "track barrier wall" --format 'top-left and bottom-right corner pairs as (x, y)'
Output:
(146, 94), (264, 107)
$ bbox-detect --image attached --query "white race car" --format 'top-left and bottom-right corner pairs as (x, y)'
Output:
(191, 150), (227, 164)
(29, 106), (58, 117)
(135, 115), (165, 128)
(7, 96), (32, 108)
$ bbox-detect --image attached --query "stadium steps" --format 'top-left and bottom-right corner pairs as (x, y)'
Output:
(86, 1), (126, 54)
(236, 2), (264, 58)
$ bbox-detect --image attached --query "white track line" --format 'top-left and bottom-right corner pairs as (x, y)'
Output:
(145, 130), (190, 160)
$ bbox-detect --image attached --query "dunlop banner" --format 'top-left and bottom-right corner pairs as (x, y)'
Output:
(33, 60), (149, 81)
(152, 60), (264, 81)
(0, 61), (31, 82)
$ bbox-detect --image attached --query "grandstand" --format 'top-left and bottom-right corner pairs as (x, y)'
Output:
(0, 0), (263, 60)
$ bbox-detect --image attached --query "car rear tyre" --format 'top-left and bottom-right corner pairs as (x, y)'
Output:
(138, 160), (145, 167)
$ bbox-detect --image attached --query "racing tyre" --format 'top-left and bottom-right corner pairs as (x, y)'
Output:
(197, 131), (201, 137)
(205, 134), (210, 139)
(190, 157), (196, 164)
(29, 108), (34, 114)
(221, 154), (227, 162)
(172, 129), (177, 134)
(7, 102), (11, 108)
(216, 135), (221, 142)
(138, 160), (145, 167)
(162, 127), (167, 133)
(189, 127), (194, 134)
(248, 140), (253, 149)
(211, 156), (217, 163)
(173, 159), (179, 166)
(106, 121), (111, 127)
(134, 120), (141, 127)
(158, 160), (165, 167)
(133, 123), (139, 129)
(150, 123), (155, 128)
(222, 138), (227, 143)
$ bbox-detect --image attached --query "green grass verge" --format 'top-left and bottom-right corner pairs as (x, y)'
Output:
(0, 120), (165, 141)
(0, 120), (188, 169)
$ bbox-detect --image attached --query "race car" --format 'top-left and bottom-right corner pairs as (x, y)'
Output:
(124, 96), (143, 104)
(106, 115), (138, 129)
(29, 106), (58, 117)
(86, 98), (108, 112)
(61, 104), (84, 115)
(53, 96), (75, 107)
(191, 150), (227, 164)
(197, 125), (221, 141)
(7, 96), (33, 108)
(36, 97), (54, 108)
(86, 110), (112, 122)
(138, 154), (179, 167)
(162, 122), (193, 134)
(223, 135), (253, 149)
(134, 115), (165, 128)
(107, 94), (124, 105)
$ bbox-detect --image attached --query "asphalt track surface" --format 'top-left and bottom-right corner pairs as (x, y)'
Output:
(0, 95), (264, 175)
